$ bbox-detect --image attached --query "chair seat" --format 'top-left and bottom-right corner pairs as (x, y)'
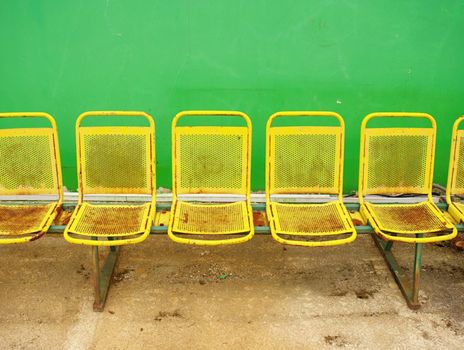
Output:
(171, 200), (250, 234)
(451, 202), (464, 221)
(67, 203), (151, 237)
(364, 201), (454, 234)
(269, 201), (354, 235)
(0, 203), (57, 236)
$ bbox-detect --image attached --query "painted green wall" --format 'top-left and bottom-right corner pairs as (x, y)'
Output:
(1, 1), (463, 192)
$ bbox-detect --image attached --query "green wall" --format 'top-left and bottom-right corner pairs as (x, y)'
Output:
(1, 0), (463, 192)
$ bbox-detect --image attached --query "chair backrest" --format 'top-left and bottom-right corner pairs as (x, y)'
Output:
(172, 110), (251, 197)
(446, 116), (464, 202)
(76, 111), (155, 199)
(266, 111), (345, 200)
(358, 112), (436, 201)
(0, 112), (62, 201)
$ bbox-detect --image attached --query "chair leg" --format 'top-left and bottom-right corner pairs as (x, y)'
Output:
(372, 233), (423, 310)
(93, 245), (120, 312)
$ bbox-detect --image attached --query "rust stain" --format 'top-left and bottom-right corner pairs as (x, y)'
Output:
(29, 231), (46, 241)
(0, 205), (51, 235)
(177, 204), (248, 233)
(291, 218), (345, 233)
(276, 206), (347, 233)
(214, 213), (232, 225)
(182, 212), (189, 224)
(351, 219), (363, 226)
(390, 206), (434, 223)
(12, 189), (38, 195)
(451, 236), (464, 251)
(55, 209), (73, 225)
(253, 211), (266, 226)
(373, 204), (448, 231)
(75, 206), (146, 235)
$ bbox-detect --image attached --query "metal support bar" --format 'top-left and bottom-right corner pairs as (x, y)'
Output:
(93, 245), (119, 312)
(385, 240), (394, 251)
(46, 223), (464, 235)
(58, 201), (450, 211)
(412, 239), (423, 307)
(371, 233), (423, 310)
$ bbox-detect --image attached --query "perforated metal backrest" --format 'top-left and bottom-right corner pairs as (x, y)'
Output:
(172, 111), (251, 196)
(359, 113), (435, 197)
(267, 112), (344, 195)
(77, 112), (155, 196)
(447, 117), (464, 197)
(0, 113), (62, 197)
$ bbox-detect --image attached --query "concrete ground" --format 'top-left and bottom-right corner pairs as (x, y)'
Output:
(1, 234), (464, 349)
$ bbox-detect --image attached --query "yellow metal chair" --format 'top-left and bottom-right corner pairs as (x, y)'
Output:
(359, 112), (456, 244)
(266, 111), (356, 247)
(168, 110), (254, 245)
(64, 111), (156, 311)
(0, 112), (63, 244)
(446, 116), (464, 222)
(64, 111), (156, 246)
(359, 112), (457, 309)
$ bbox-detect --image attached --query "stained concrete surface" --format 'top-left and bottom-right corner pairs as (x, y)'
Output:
(1, 235), (464, 349)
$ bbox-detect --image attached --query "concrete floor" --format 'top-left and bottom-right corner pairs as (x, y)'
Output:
(1, 234), (464, 349)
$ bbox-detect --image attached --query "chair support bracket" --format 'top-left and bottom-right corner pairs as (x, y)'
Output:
(93, 245), (120, 312)
(372, 233), (423, 310)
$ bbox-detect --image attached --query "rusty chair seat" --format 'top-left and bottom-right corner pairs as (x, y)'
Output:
(65, 203), (152, 240)
(0, 203), (58, 240)
(171, 200), (251, 235)
(363, 201), (455, 243)
(268, 201), (356, 246)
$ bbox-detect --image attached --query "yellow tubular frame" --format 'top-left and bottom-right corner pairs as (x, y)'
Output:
(446, 116), (464, 222)
(168, 110), (254, 245)
(64, 111), (156, 246)
(359, 112), (457, 243)
(0, 112), (63, 244)
(266, 111), (356, 247)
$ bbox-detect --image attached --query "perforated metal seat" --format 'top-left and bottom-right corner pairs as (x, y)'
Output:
(168, 111), (254, 245)
(270, 202), (353, 235)
(66, 203), (151, 237)
(171, 201), (250, 234)
(0, 203), (57, 236)
(64, 111), (156, 246)
(266, 111), (356, 247)
(0, 113), (63, 244)
(450, 202), (464, 222)
(359, 112), (457, 243)
(364, 202), (454, 235)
